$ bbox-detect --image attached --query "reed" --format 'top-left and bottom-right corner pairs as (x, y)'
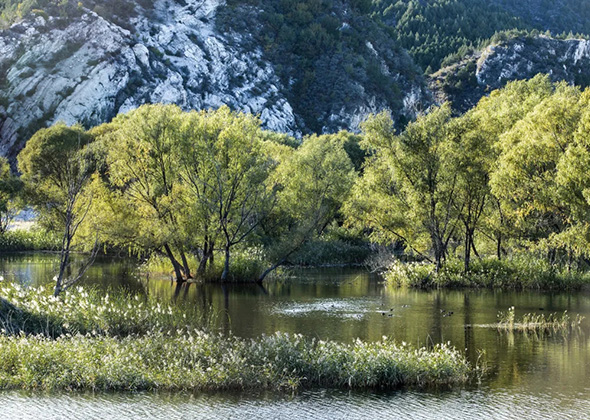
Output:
(496, 307), (585, 332)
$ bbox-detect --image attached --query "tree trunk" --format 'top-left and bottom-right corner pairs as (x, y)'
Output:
(464, 227), (471, 274)
(54, 224), (72, 297)
(197, 237), (213, 276)
(221, 244), (230, 282)
(433, 235), (445, 273)
(258, 258), (287, 284)
(496, 234), (502, 260)
(179, 248), (192, 279)
(164, 243), (185, 282)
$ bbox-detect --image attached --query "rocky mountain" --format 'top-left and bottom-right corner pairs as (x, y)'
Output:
(2, 0), (590, 160)
(0, 0), (427, 159)
(430, 35), (590, 112)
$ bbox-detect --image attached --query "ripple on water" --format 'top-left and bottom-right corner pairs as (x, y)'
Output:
(1, 389), (590, 420)
(270, 298), (379, 319)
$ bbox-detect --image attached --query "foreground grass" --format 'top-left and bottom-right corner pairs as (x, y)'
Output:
(0, 284), (473, 392)
(0, 332), (470, 391)
(497, 307), (585, 332)
(385, 257), (590, 290)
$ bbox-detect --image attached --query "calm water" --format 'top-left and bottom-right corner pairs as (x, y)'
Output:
(1, 253), (590, 419)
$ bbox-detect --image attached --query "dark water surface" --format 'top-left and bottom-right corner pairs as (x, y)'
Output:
(1, 253), (590, 419)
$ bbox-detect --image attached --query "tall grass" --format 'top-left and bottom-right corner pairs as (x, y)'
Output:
(0, 229), (60, 252)
(0, 332), (471, 391)
(385, 257), (590, 290)
(0, 284), (199, 337)
(497, 307), (585, 332)
(0, 283), (473, 391)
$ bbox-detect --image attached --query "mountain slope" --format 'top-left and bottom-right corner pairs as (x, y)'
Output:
(429, 35), (590, 112)
(0, 0), (428, 158)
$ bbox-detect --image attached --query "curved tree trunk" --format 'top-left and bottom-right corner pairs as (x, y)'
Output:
(164, 243), (185, 283)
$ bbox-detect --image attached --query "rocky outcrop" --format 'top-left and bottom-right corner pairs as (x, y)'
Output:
(430, 36), (590, 112)
(0, 0), (428, 159)
(0, 0), (299, 159)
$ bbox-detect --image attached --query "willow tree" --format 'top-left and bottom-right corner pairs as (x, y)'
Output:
(554, 88), (590, 261)
(177, 106), (278, 281)
(345, 104), (459, 270)
(98, 104), (190, 282)
(0, 157), (22, 234)
(465, 75), (555, 259)
(18, 123), (97, 296)
(490, 82), (583, 262)
(259, 133), (357, 281)
(446, 114), (491, 272)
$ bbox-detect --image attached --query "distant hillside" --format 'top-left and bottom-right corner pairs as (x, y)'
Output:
(429, 35), (590, 112)
(0, 0), (428, 159)
(371, 0), (590, 73)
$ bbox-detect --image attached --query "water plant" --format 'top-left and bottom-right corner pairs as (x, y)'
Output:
(0, 283), (200, 337)
(384, 257), (590, 290)
(496, 307), (585, 332)
(0, 229), (60, 252)
(0, 332), (471, 392)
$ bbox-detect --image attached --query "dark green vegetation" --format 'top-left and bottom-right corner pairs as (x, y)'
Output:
(371, 0), (590, 72)
(0, 283), (472, 391)
(217, 0), (590, 86)
(219, 0), (422, 132)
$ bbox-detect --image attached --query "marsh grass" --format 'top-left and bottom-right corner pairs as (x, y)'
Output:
(0, 284), (201, 337)
(0, 332), (471, 392)
(0, 229), (60, 252)
(385, 257), (590, 290)
(0, 284), (473, 392)
(143, 249), (268, 283)
(496, 307), (585, 332)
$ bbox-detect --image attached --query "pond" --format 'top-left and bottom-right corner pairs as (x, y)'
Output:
(1, 253), (589, 419)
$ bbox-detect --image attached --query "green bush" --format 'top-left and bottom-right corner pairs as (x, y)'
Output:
(385, 257), (590, 290)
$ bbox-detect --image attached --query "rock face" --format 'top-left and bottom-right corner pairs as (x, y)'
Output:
(0, 0), (298, 158)
(0, 0), (427, 159)
(430, 36), (590, 112)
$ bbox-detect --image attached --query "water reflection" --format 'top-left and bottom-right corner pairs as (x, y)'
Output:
(1, 254), (590, 417)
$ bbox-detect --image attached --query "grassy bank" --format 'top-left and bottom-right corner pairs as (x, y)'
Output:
(384, 257), (590, 290)
(0, 284), (473, 392)
(0, 332), (471, 392)
(0, 229), (60, 252)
